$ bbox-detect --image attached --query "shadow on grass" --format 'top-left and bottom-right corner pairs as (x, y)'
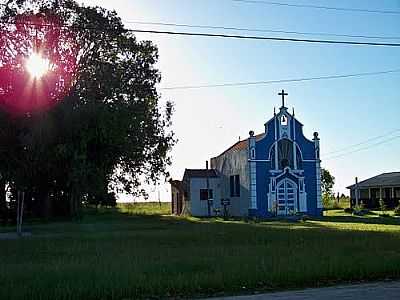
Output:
(4, 205), (400, 238)
(313, 215), (400, 226)
(91, 208), (400, 231)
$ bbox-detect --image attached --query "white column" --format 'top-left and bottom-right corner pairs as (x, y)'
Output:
(314, 132), (322, 209)
(249, 131), (257, 210)
(274, 113), (278, 170)
(292, 114), (297, 170)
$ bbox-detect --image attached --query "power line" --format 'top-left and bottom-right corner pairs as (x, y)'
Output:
(160, 69), (400, 90)
(126, 21), (400, 41)
(232, 0), (400, 15)
(324, 129), (400, 155)
(2, 1), (399, 15)
(2, 20), (400, 47)
(129, 29), (400, 47)
(323, 135), (400, 161)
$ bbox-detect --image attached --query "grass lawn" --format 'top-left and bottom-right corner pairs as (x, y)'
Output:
(1, 206), (400, 300)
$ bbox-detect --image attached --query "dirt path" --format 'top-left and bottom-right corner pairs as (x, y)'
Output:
(204, 281), (400, 300)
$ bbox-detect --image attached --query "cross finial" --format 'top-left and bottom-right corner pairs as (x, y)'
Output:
(278, 89), (288, 108)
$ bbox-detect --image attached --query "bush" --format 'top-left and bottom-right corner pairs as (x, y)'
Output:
(344, 207), (354, 214)
(103, 192), (117, 207)
(353, 209), (369, 216)
(394, 205), (400, 216)
(352, 203), (369, 216)
(379, 198), (387, 214)
(301, 215), (310, 222)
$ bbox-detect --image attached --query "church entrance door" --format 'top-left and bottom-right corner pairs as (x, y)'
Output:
(276, 179), (297, 216)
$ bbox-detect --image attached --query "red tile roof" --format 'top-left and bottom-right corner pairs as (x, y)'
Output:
(214, 133), (265, 158)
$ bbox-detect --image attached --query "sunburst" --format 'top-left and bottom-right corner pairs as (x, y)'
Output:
(26, 53), (50, 79)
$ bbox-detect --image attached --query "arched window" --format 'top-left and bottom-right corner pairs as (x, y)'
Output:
(278, 139), (293, 169)
(281, 115), (288, 126)
(270, 140), (303, 170)
(251, 148), (256, 159)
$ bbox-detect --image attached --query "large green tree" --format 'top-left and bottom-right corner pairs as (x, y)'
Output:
(0, 0), (175, 220)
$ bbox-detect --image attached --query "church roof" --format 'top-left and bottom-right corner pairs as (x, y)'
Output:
(183, 169), (219, 178)
(347, 172), (400, 189)
(214, 133), (265, 158)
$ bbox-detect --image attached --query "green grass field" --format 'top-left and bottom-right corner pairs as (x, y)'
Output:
(1, 204), (400, 300)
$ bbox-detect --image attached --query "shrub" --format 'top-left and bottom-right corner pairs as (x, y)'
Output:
(353, 209), (369, 216)
(353, 203), (369, 216)
(394, 205), (400, 216)
(379, 198), (387, 214)
(301, 215), (310, 222)
(101, 192), (117, 207)
(344, 207), (354, 214)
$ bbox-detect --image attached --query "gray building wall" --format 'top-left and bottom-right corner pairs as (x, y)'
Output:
(188, 177), (222, 217)
(211, 147), (249, 217)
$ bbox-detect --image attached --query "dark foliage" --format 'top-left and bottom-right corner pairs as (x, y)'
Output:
(0, 0), (175, 222)
(344, 207), (354, 214)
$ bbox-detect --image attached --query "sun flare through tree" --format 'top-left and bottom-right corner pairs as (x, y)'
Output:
(26, 52), (50, 79)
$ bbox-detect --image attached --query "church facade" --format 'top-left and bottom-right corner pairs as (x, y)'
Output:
(171, 90), (322, 217)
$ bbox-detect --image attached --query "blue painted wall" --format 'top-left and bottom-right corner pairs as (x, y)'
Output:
(251, 111), (321, 217)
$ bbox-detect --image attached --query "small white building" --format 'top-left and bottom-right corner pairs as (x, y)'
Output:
(170, 169), (222, 217)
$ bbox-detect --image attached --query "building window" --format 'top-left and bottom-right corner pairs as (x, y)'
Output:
(278, 139), (293, 169)
(200, 189), (213, 200)
(360, 189), (369, 199)
(281, 115), (288, 126)
(235, 175), (240, 197)
(230, 175), (240, 197)
(251, 148), (256, 159)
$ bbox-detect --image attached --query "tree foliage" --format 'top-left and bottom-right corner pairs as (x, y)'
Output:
(0, 0), (175, 221)
(321, 168), (335, 195)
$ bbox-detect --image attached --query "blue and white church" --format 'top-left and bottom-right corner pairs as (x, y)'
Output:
(170, 90), (322, 217)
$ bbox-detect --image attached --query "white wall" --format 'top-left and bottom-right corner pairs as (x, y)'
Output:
(188, 177), (222, 217)
(211, 148), (250, 216)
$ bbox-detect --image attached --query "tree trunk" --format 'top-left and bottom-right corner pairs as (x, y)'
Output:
(69, 191), (82, 219)
(0, 179), (7, 225)
(38, 189), (52, 220)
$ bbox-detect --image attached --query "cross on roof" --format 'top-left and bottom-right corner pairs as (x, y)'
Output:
(278, 89), (288, 108)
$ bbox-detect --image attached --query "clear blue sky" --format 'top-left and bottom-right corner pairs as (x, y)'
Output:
(82, 0), (400, 200)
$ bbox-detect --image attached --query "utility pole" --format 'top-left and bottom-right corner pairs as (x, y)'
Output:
(158, 185), (161, 208)
(206, 160), (211, 217)
(355, 177), (359, 208)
